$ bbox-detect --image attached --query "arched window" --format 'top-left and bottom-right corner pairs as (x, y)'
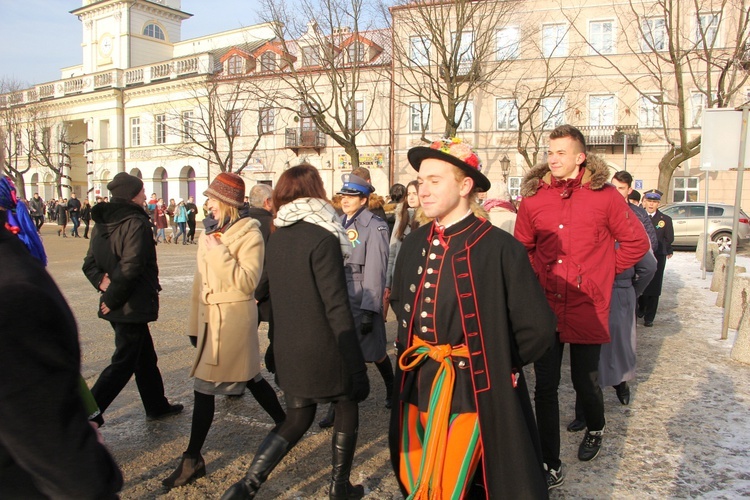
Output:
(143, 23), (166, 41)
(226, 55), (243, 75)
(160, 169), (169, 201)
(184, 167), (196, 200)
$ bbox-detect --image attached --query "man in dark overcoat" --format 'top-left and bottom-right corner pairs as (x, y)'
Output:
(389, 138), (557, 498)
(638, 189), (674, 327)
(82, 172), (182, 419)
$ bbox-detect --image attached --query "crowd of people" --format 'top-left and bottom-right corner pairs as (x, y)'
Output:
(1, 123), (677, 499)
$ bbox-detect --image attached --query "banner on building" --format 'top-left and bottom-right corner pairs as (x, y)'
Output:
(338, 152), (385, 170)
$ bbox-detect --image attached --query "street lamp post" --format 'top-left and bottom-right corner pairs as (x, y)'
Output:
(500, 154), (511, 183)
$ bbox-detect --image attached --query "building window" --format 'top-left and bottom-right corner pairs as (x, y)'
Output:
(260, 51), (275, 71)
(642, 17), (666, 51)
(154, 114), (166, 144)
(130, 117), (141, 146)
(496, 98), (519, 130)
(542, 97), (566, 128)
(452, 31), (474, 66)
(696, 13), (719, 48)
(691, 92), (706, 127)
(302, 46), (320, 66)
(455, 101), (474, 131)
(410, 35), (431, 66)
(673, 177), (699, 202)
(182, 111), (194, 141)
(259, 108), (274, 135)
(589, 94), (616, 126)
(227, 55), (244, 75)
(347, 42), (366, 63)
(542, 23), (568, 57)
(143, 23), (165, 41)
(347, 100), (364, 130)
(639, 95), (662, 128)
(228, 110), (242, 137)
(508, 176), (523, 200)
(589, 20), (615, 54)
(496, 26), (520, 60)
(410, 102), (430, 133)
(41, 127), (51, 150)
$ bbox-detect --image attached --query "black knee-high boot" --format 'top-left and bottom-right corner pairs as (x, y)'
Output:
(375, 357), (394, 409)
(329, 431), (365, 500)
(220, 433), (290, 500)
(246, 376), (286, 424)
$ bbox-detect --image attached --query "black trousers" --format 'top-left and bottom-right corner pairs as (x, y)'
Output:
(91, 321), (171, 415)
(638, 295), (660, 323)
(534, 336), (604, 470)
(187, 219), (196, 241)
(33, 216), (44, 231)
(83, 220), (91, 238)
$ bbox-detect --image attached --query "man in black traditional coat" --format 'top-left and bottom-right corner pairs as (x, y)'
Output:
(389, 138), (556, 499)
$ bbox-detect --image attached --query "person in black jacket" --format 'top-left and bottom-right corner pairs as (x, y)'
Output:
(82, 172), (183, 419)
(0, 175), (123, 499)
(67, 192), (82, 237)
(81, 199), (93, 239)
(222, 164), (370, 500)
(638, 189), (674, 327)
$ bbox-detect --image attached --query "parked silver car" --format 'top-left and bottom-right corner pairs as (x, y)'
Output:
(659, 202), (750, 252)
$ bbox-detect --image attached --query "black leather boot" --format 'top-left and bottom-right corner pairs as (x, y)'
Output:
(220, 433), (289, 500)
(329, 431), (365, 500)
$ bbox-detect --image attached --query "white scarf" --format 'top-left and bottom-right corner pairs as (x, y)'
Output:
(274, 197), (352, 259)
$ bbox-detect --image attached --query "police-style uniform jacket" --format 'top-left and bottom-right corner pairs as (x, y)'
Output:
(340, 207), (390, 362)
(389, 214), (557, 498)
(642, 208), (673, 296)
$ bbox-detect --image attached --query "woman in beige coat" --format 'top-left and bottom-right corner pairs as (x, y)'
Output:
(163, 173), (285, 490)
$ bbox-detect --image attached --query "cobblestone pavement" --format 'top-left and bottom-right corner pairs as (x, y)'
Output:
(40, 223), (750, 499)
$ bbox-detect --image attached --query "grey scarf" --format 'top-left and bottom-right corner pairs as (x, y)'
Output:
(274, 197), (351, 259)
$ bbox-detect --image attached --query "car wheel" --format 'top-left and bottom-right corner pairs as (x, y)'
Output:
(712, 232), (733, 253)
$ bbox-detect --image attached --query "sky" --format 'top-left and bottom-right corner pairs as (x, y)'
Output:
(0, 0), (264, 86)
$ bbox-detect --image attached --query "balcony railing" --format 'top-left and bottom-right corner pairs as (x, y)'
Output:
(578, 125), (640, 153)
(285, 127), (327, 154)
(0, 54), (213, 108)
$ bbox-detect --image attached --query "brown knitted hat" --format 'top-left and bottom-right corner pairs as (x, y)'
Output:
(203, 172), (245, 208)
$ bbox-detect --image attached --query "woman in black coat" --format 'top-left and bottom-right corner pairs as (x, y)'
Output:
(222, 164), (370, 500)
(81, 199), (92, 239)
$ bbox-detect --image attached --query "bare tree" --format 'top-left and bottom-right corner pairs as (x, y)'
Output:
(26, 108), (79, 198)
(164, 76), (268, 174)
(565, 0), (750, 199)
(0, 80), (34, 197)
(389, 0), (522, 138)
(258, 0), (391, 169)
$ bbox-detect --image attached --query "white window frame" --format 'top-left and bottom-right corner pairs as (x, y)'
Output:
(130, 117), (141, 147)
(409, 102), (430, 133)
(410, 35), (431, 66)
(452, 30), (475, 66)
(228, 110), (242, 137)
(260, 51), (275, 71)
(302, 46), (320, 66)
(227, 55), (244, 75)
(639, 94), (662, 128)
(589, 94), (616, 127)
(181, 111), (194, 141)
(542, 23), (568, 57)
(259, 107), (274, 135)
(347, 99), (365, 130)
(347, 42), (366, 63)
(542, 97), (566, 129)
(143, 23), (165, 40)
(455, 100), (474, 132)
(672, 176), (700, 202)
(496, 98), (519, 130)
(508, 176), (523, 201)
(154, 114), (166, 145)
(589, 20), (615, 54)
(496, 26), (520, 60)
(642, 17), (666, 51)
(691, 92), (706, 128)
(695, 13), (720, 49)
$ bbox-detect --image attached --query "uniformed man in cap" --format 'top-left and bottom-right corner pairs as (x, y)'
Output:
(638, 189), (674, 327)
(319, 173), (392, 428)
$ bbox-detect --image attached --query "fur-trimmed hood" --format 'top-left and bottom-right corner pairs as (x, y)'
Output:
(520, 154), (610, 198)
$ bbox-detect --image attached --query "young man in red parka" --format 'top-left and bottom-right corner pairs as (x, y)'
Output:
(514, 125), (650, 489)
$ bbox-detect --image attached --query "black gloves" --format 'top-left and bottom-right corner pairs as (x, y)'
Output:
(264, 344), (276, 374)
(360, 311), (374, 335)
(349, 370), (370, 403)
(189, 335), (197, 348)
